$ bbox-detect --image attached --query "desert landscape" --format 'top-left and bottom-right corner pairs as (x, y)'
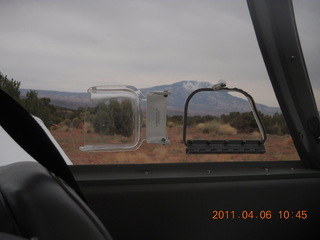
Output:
(51, 126), (299, 165)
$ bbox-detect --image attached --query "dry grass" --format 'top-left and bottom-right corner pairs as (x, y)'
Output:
(217, 124), (237, 135)
(196, 121), (237, 136)
(250, 131), (262, 139)
(196, 121), (219, 134)
(167, 121), (175, 128)
(83, 122), (94, 133)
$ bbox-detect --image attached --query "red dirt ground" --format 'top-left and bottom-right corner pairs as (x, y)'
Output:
(51, 127), (299, 165)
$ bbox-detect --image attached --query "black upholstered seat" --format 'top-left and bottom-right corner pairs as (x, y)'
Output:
(0, 162), (113, 240)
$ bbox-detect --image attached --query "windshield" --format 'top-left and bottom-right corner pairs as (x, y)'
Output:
(0, 0), (304, 164)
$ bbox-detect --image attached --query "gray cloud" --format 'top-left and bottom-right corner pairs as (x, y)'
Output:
(0, 0), (319, 107)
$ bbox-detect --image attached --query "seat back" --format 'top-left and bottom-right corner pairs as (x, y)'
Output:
(0, 162), (113, 240)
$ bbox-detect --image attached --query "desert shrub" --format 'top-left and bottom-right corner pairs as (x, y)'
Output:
(167, 121), (175, 128)
(196, 121), (237, 136)
(195, 123), (206, 131)
(167, 115), (183, 126)
(217, 124), (237, 135)
(63, 119), (72, 128)
(230, 112), (257, 133)
(93, 100), (133, 137)
(77, 121), (84, 130)
(196, 121), (220, 134)
(52, 116), (63, 124)
(72, 117), (81, 128)
(94, 109), (113, 135)
(56, 124), (70, 132)
(83, 122), (93, 133)
(0, 72), (21, 102)
(50, 124), (59, 131)
(270, 112), (288, 134)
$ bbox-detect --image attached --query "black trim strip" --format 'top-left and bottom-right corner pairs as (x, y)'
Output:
(247, 0), (320, 168)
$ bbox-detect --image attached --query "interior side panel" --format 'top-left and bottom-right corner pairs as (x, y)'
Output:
(77, 176), (320, 240)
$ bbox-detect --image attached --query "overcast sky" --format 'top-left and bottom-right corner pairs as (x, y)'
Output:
(0, 0), (319, 107)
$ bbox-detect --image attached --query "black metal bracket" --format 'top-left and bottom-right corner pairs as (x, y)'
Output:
(183, 82), (267, 154)
(186, 140), (265, 154)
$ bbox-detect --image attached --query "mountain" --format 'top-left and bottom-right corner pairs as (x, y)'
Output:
(141, 81), (280, 116)
(21, 81), (280, 116)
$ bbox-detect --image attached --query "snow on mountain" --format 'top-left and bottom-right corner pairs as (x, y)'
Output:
(181, 81), (211, 91)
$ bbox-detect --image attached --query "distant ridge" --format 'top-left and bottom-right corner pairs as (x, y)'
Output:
(20, 89), (90, 110)
(21, 81), (280, 115)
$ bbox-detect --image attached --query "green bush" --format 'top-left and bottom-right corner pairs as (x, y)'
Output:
(93, 100), (133, 137)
